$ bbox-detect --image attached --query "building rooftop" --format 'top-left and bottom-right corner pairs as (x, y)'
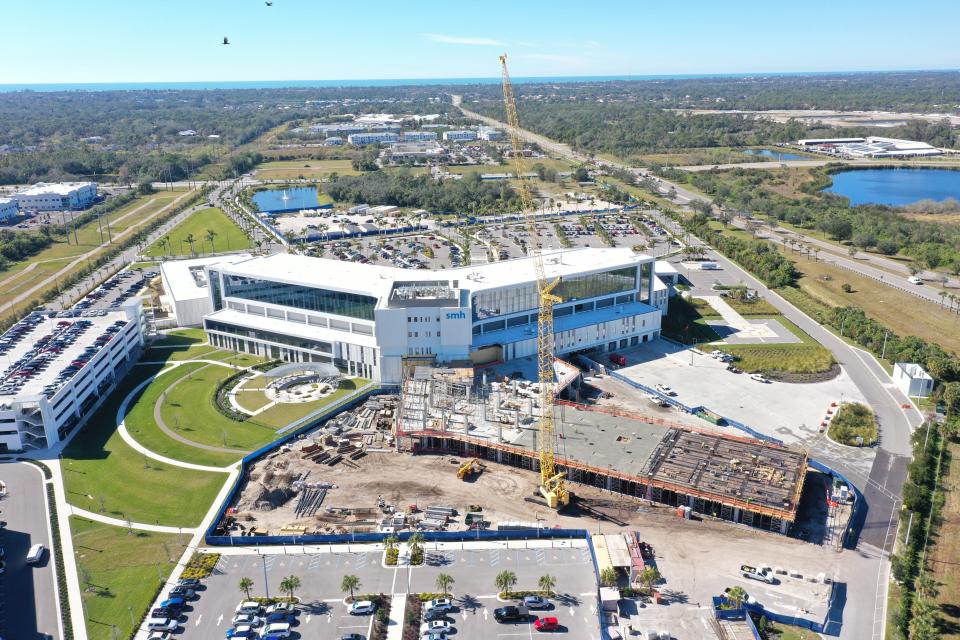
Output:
(0, 306), (135, 399)
(161, 254), (253, 303)
(221, 247), (651, 303)
(15, 182), (96, 196)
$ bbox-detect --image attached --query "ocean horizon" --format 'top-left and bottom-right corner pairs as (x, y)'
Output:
(0, 69), (951, 93)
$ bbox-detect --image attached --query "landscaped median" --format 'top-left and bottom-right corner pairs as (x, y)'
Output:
(827, 402), (878, 447)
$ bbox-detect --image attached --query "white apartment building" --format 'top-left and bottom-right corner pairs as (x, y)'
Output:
(12, 182), (98, 211)
(403, 131), (438, 142)
(478, 126), (503, 141)
(347, 132), (400, 146)
(194, 248), (665, 384)
(0, 198), (18, 222)
(443, 130), (478, 142)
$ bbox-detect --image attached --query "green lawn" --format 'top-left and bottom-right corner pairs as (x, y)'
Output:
(71, 517), (187, 640)
(255, 158), (361, 179)
(153, 328), (207, 346)
(144, 207), (252, 257)
(157, 363), (280, 450)
(718, 316), (836, 374)
(234, 377), (273, 412)
(661, 296), (722, 343)
(124, 363), (246, 467)
(61, 363), (229, 527)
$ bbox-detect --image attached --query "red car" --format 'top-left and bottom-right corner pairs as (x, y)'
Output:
(534, 617), (560, 632)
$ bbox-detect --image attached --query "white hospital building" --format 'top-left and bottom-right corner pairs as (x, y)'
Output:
(12, 182), (98, 211)
(194, 248), (668, 384)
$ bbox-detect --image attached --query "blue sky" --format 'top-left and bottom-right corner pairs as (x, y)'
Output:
(3, 0), (958, 84)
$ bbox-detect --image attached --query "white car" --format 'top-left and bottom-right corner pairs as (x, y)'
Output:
(420, 620), (453, 633)
(232, 613), (261, 627)
(259, 621), (291, 637)
(265, 602), (292, 615)
(349, 600), (376, 615)
(147, 632), (172, 640)
(236, 601), (262, 615)
(647, 394), (668, 407)
(654, 384), (676, 396)
(750, 373), (769, 383)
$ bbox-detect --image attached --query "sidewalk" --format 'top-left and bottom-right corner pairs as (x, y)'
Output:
(386, 593), (407, 640)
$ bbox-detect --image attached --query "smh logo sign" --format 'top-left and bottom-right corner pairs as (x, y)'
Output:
(445, 310), (466, 320)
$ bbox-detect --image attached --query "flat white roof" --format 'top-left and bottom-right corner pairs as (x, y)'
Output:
(219, 247), (651, 302)
(16, 182), (96, 196)
(161, 254), (253, 303)
(654, 260), (679, 276)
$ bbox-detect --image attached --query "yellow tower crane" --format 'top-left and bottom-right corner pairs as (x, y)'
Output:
(499, 53), (570, 509)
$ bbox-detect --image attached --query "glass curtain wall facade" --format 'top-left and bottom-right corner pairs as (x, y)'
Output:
(472, 267), (638, 320)
(205, 319), (333, 353)
(220, 275), (376, 321)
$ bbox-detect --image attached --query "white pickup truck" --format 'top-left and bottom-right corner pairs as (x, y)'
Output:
(740, 564), (775, 583)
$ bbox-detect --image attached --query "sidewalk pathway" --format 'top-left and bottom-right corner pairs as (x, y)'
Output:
(67, 505), (198, 534)
(386, 593), (406, 640)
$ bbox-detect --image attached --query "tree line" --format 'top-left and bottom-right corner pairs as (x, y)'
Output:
(324, 170), (522, 215)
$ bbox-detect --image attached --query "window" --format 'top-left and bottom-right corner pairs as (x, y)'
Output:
(222, 274), (377, 320)
(205, 319), (332, 353)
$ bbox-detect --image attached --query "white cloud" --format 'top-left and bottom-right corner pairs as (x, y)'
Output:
(424, 33), (504, 46)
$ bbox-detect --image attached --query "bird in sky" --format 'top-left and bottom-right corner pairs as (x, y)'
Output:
(222, 37), (230, 45)
(265, 1), (273, 5)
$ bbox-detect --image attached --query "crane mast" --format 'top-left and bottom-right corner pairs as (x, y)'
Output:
(499, 53), (570, 508)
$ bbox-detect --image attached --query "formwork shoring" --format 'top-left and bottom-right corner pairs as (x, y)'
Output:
(410, 432), (804, 533)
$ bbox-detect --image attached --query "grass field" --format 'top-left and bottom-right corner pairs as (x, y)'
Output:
(661, 295), (722, 343)
(157, 363), (279, 451)
(71, 516), (187, 640)
(234, 377), (273, 412)
(124, 362), (246, 467)
(787, 250), (960, 355)
(143, 207), (252, 257)
(0, 190), (191, 308)
(61, 363), (228, 527)
(255, 158), (361, 180)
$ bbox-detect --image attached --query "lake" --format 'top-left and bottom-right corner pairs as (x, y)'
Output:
(742, 149), (809, 162)
(252, 187), (321, 214)
(823, 168), (960, 206)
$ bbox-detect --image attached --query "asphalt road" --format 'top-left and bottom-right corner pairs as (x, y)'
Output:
(0, 461), (61, 640)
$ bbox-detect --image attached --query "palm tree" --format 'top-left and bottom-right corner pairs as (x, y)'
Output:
(279, 575), (301, 601)
(162, 235), (172, 257)
(238, 577), (254, 600)
(495, 570), (517, 596)
(639, 567), (661, 592)
(383, 535), (399, 551)
(436, 573), (455, 595)
(341, 574), (360, 600)
(206, 229), (218, 252)
(407, 532), (425, 558)
(726, 586), (747, 610)
(538, 574), (556, 595)
(599, 567), (617, 588)
(185, 232), (196, 255)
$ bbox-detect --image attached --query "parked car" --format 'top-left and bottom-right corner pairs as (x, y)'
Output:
(534, 617), (561, 632)
(494, 605), (527, 622)
(750, 373), (769, 383)
(523, 595), (550, 609)
(349, 600), (376, 615)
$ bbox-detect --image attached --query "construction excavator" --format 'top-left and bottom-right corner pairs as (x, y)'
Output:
(456, 457), (486, 480)
(498, 54), (570, 509)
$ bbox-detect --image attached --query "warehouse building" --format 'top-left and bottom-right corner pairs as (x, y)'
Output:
(12, 182), (98, 211)
(194, 247), (665, 383)
(478, 125), (503, 141)
(0, 300), (145, 452)
(384, 141), (447, 165)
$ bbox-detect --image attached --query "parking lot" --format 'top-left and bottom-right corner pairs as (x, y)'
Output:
(168, 540), (600, 640)
(612, 340), (867, 446)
